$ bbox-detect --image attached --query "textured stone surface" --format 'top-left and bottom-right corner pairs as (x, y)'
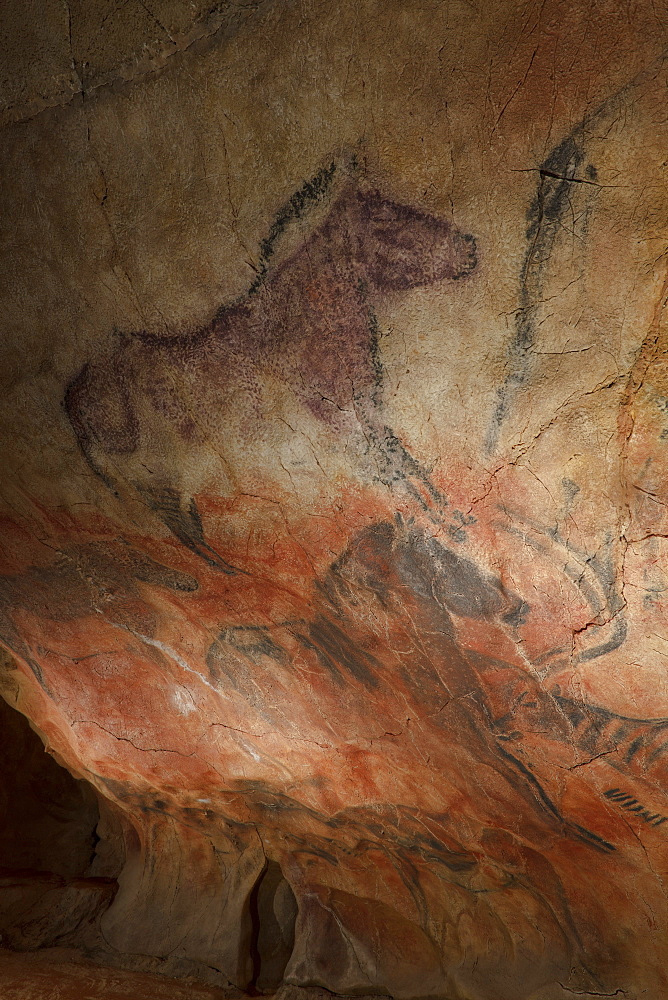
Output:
(0, 948), (233, 999)
(3, 1), (668, 997)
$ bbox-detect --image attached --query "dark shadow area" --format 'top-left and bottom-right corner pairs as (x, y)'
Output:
(249, 860), (298, 994)
(0, 695), (99, 876)
(0, 695), (116, 949)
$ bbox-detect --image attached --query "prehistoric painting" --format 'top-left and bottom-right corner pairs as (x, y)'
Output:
(3, 20), (668, 997)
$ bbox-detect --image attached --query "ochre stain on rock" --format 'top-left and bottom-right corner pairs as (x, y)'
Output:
(3, 2), (668, 999)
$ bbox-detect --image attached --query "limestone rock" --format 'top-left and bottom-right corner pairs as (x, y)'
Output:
(3, 1), (668, 997)
(0, 947), (235, 999)
(0, 871), (116, 950)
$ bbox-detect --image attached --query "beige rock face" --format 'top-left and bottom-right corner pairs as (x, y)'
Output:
(3, 1), (668, 997)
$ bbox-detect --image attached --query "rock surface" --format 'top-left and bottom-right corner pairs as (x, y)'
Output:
(0, 948), (234, 1000)
(3, 1), (668, 997)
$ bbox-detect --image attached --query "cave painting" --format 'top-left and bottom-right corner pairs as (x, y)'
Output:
(3, 504), (668, 994)
(65, 166), (477, 570)
(61, 159), (629, 677)
(3, 149), (668, 998)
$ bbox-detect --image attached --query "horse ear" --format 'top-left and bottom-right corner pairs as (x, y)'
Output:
(341, 146), (366, 181)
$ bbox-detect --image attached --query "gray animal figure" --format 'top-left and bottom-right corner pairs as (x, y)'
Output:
(65, 167), (478, 572)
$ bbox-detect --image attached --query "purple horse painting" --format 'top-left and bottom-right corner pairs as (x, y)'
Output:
(65, 164), (478, 570)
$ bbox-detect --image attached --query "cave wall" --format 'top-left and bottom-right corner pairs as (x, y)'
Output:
(3, 1), (668, 997)
(0, 691), (120, 950)
(0, 688), (99, 877)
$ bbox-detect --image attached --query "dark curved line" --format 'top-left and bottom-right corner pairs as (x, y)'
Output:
(495, 741), (616, 853)
(485, 44), (668, 453)
(576, 617), (628, 663)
